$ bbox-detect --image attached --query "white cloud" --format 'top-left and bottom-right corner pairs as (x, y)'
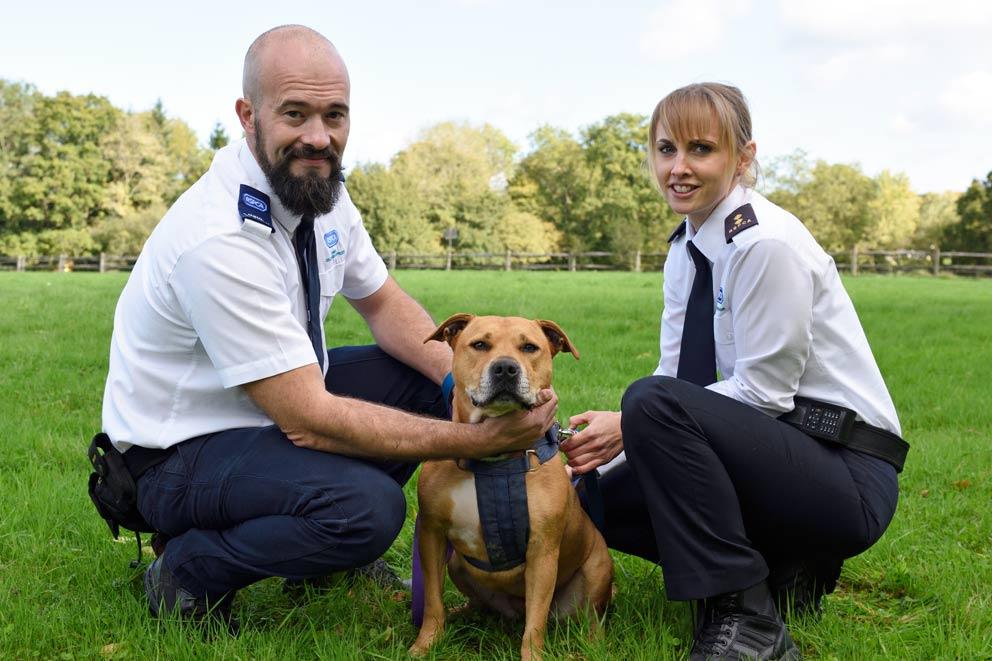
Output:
(812, 43), (907, 82)
(939, 71), (992, 127)
(640, 0), (753, 60)
(780, 0), (992, 40)
(890, 113), (916, 132)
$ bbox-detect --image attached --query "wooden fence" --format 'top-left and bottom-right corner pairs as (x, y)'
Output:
(1, 247), (990, 276)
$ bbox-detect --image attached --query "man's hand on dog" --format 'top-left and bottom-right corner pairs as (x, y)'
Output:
(561, 410), (623, 475)
(478, 387), (558, 456)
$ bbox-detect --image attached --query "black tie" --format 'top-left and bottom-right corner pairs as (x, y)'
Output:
(293, 215), (325, 372)
(677, 241), (716, 386)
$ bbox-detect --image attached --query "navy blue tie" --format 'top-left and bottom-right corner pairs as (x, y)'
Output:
(293, 215), (325, 372)
(677, 241), (716, 386)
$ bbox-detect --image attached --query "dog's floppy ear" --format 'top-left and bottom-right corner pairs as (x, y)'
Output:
(536, 319), (580, 360)
(425, 313), (475, 347)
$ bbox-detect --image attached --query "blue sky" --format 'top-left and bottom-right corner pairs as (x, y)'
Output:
(4, 0), (990, 194)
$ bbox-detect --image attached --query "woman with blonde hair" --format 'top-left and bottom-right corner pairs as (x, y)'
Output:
(562, 83), (906, 660)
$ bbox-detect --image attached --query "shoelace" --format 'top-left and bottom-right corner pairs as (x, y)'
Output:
(697, 614), (741, 654)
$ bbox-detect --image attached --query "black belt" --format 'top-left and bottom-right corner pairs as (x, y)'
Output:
(122, 444), (175, 479)
(778, 398), (909, 473)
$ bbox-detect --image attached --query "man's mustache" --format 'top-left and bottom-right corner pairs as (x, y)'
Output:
(283, 145), (341, 166)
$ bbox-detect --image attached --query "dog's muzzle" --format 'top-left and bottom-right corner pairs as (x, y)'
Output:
(470, 358), (534, 409)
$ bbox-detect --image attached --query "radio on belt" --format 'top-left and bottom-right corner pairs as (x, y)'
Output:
(791, 397), (857, 443)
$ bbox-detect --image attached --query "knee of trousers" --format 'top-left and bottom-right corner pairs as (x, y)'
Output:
(306, 475), (408, 566)
(620, 376), (690, 458)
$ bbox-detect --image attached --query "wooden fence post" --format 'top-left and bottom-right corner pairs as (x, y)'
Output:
(99, 252), (107, 273)
(504, 248), (512, 272)
(931, 245), (940, 276)
(57, 254), (67, 272)
(16, 255), (26, 272)
(568, 253), (576, 272)
(634, 250), (642, 273)
(850, 245), (859, 276)
(389, 250), (397, 270)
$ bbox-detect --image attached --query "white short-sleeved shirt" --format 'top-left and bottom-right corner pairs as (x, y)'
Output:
(102, 140), (388, 451)
(656, 185), (901, 435)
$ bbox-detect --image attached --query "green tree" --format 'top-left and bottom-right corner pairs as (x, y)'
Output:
(346, 163), (437, 253)
(389, 122), (520, 253)
(510, 126), (594, 251)
(944, 172), (992, 252)
(101, 112), (172, 217)
(0, 81), (38, 226)
(91, 203), (166, 255)
(0, 83), (216, 256)
(579, 113), (674, 258)
(5, 90), (120, 232)
(208, 122), (230, 150)
(913, 191), (960, 248)
(866, 170), (920, 249)
(771, 161), (875, 252)
(762, 149), (813, 193)
(160, 117), (212, 203)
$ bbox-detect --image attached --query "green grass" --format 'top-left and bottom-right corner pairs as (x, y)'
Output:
(0, 271), (989, 660)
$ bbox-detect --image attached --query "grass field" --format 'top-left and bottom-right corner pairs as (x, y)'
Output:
(0, 270), (989, 660)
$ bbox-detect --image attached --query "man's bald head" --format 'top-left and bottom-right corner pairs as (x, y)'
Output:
(242, 25), (343, 105)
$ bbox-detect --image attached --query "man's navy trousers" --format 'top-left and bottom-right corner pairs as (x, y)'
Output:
(135, 345), (446, 600)
(587, 376), (899, 601)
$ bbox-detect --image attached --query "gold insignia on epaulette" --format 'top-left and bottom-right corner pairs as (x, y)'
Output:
(725, 204), (758, 243)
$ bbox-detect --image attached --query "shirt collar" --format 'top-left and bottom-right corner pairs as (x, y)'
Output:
(237, 139), (303, 235)
(685, 185), (750, 262)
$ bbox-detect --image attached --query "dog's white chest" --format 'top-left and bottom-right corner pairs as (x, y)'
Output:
(447, 475), (486, 557)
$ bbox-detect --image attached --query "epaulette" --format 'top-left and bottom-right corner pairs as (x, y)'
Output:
(725, 204), (758, 243)
(238, 184), (274, 239)
(668, 221), (687, 243)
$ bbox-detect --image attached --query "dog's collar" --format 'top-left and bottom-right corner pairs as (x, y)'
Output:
(457, 424), (561, 475)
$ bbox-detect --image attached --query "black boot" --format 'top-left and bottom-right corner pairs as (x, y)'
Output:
(144, 554), (239, 635)
(690, 580), (801, 660)
(768, 557), (842, 621)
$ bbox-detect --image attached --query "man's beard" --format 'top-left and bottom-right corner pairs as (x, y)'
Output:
(254, 123), (343, 218)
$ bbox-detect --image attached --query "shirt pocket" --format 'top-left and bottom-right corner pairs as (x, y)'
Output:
(713, 310), (736, 379)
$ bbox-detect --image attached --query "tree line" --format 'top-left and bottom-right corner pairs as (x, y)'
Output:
(2, 79), (990, 259)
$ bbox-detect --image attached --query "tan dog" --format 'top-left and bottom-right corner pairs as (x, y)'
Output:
(410, 314), (613, 661)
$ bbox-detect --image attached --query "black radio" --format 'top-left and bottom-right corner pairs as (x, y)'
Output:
(779, 397), (909, 472)
(787, 397), (857, 444)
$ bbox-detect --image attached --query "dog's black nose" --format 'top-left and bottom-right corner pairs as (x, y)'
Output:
(490, 358), (520, 382)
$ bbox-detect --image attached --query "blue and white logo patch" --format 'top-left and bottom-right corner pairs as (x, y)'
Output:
(323, 229), (339, 248)
(242, 193), (268, 212)
(237, 184), (274, 235)
(716, 286), (725, 311)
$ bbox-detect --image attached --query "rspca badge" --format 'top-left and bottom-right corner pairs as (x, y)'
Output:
(724, 204), (758, 243)
(716, 286), (725, 311)
(237, 185), (274, 237)
(323, 228), (347, 264)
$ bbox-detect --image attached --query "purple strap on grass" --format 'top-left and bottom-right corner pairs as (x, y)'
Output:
(411, 513), (453, 627)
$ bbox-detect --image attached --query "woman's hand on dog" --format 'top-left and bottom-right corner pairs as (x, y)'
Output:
(561, 410), (623, 475)
(479, 388), (558, 456)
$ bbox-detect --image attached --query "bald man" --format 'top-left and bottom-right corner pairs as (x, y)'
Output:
(100, 25), (558, 628)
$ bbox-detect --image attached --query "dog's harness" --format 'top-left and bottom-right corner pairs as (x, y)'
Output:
(410, 421), (607, 626)
(457, 425), (562, 572)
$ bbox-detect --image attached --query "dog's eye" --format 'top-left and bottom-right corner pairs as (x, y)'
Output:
(521, 343), (539, 353)
(471, 341), (489, 351)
